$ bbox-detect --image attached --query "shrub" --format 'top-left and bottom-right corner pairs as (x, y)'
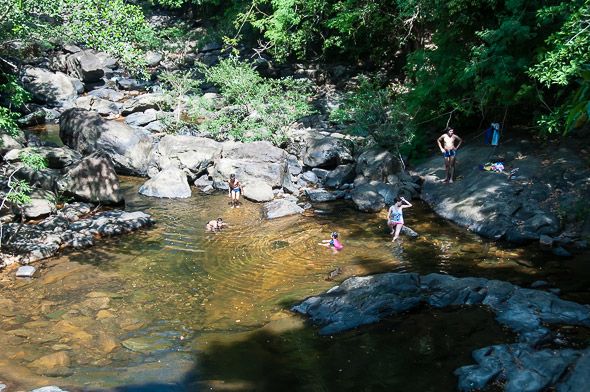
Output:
(331, 76), (415, 152)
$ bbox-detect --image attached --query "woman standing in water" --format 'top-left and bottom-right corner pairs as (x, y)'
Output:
(387, 196), (412, 242)
(227, 174), (243, 208)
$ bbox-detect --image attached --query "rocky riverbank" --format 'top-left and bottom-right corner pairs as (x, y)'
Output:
(293, 272), (590, 391)
(414, 138), (590, 253)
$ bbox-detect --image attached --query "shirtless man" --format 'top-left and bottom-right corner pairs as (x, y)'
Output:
(437, 127), (463, 183)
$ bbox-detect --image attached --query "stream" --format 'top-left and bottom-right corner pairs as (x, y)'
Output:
(2, 136), (590, 390)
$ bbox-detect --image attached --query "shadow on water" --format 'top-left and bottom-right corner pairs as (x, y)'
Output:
(102, 306), (513, 392)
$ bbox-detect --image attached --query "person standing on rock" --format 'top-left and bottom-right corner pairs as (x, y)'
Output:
(437, 127), (463, 183)
(388, 197), (412, 242)
(228, 174), (243, 208)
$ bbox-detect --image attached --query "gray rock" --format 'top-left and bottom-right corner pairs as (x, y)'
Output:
(552, 246), (572, 258)
(242, 181), (274, 202)
(145, 51), (163, 67)
(356, 148), (402, 181)
(75, 95), (121, 116)
(210, 141), (288, 190)
(193, 174), (213, 188)
(306, 188), (339, 203)
(21, 67), (77, 106)
(264, 199), (304, 219)
(148, 135), (222, 180)
(121, 93), (164, 115)
(22, 191), (56, 219)
(56, 151), (123, 204)
(16, 265), (36, 278)
(287, 154), (303, 175)
(116, 78), (149, 91)
(30, 387), (69, 392)
(4, 146), (81, 169)
(324, 165), (355, 188)
(300, 171), (319, 184)
(351, 183), (386, 212)
(125, 109), (160, 127)
(302, 136), (353, 168)
(70, 77), (84, 94)
(539, 235), (554, 247)
(557, 348), (590, 392)
(66, 50), (105, 83)
(524, 213), (560, 235)
(0, 131), (25, 155)
(88, 88), (125, 102)
(60, 108), (153, 176)
(139, 168), (191, 198)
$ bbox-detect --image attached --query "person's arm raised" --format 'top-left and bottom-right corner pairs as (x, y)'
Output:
(401, 197), (413, 208)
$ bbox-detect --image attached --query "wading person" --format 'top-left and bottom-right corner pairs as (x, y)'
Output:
(319, 232), (344, 254)
(437, 127), (463, 183)
(206, 217), (228, 232)
(227, 174), (243, 208)
(387, 197), (413, 242)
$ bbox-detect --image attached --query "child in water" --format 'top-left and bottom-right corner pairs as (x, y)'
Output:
(227, 174), (243, 208)
(388, 196), (412, 242)
(206, 217), (228, 232)
(319, 232), (344, 254)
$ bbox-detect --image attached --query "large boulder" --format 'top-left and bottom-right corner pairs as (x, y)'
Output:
(59, 108), (153, 176)
(4, 146), (81, 169)
(0, 130), (25, 155)
(75, 95), (121, 116)
(148, 135), (222, 180)
(302, 136), (353, 168)
(21, 67), (78, 106)
(351, 183), (388, 212)
(324, 164), (356, 188)
(356, 148), (402, 181)
(264, 199), (304, 219)
(138, 167), (191, 198)
(56, 151), (123, 204)
(242, 181), (274, 202)
(66, 50), (105, 83)
(121, 93), (165, 115)
(210, 141), (288, 190)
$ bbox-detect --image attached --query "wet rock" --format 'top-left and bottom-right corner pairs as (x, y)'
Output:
(121, 93), (165, 115)
(21, 67), (78, 106)
(148, 135), (222, 180)
(66, 50), (105, 83)
(539, 235), (554, 247)
(242, 181), (274, 202)
(56, 151), (123, 204)
(60, 108), (153, 176)
(16, 265), (36, 278)
(139, 167), (191, 198)
(121, 336), (174, 353)
(30, 351), (71, 375)
(263, 199), (304, 219)
(557, 348), (590, 391)
(302, 136), (353, 168)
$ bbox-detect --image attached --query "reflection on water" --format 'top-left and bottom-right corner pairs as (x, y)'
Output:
(0, 176), (588, 391)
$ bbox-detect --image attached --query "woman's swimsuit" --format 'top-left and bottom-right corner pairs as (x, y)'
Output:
(389, 209), (404, 225)
(329, 238), (343, 250)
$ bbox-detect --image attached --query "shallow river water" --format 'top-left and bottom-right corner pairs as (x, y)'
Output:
(1, 175), (590, 391)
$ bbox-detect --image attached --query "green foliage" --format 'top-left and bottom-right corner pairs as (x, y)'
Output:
(331, 76), (415, 150)
(6, 179), (32, 206)
(0, 0), (156, 77)
(195, 57), (314, 144)
(0, 107), (19, 137)
(19, 150), (48, 171)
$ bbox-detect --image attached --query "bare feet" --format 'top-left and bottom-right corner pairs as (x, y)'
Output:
(449, 179), (454, 183)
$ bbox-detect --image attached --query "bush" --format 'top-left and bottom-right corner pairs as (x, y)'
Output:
(331, 76), (415, 151)
(160, 57), (314, 145)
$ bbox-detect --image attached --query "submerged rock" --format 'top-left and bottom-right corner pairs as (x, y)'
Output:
(16, 265), (36, 278)
(293, 272), (590, 392)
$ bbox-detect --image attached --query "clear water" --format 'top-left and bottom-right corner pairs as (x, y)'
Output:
(2, 133), (590, 391)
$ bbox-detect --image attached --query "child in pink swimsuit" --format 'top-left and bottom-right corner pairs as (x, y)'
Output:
(319, 232), (344, 253)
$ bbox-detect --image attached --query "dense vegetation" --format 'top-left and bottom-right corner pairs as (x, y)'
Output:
(1, 0), (588, 151)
